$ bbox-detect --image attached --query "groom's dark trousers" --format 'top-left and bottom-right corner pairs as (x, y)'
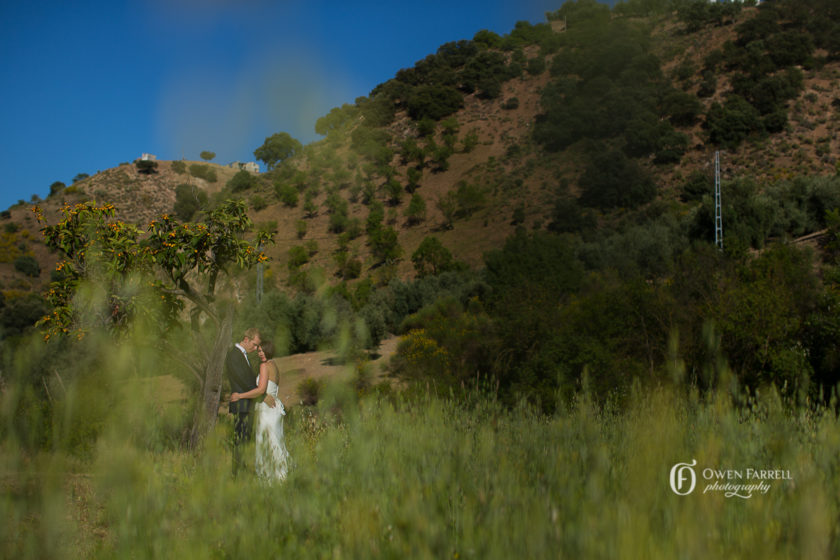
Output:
(225, 345), (256, 476)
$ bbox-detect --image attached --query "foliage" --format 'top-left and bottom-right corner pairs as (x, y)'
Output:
(188, 164), (218, 183)
(49, 181), (66, 197)
(411, 236), (456, 277)
(0, 293), (47, 338)
(173, 183), (208, 221)
(34, 200), (273, 443)
(14, 255), (40, 277)
(315, 104), (359, 136)
(199, 151), (216, 162)
(171, 160), (187, 174)
(369, 226), (402, 265)
(136, 160), (158, 174)
(404, 193), (426, 226)
(226, 169), (259, 193)
(350, 127), (393, 167)
(4, 364), (840, 559)
(254, 132), (302, 170)
(578, 149), (656, 209)
(275, 182), (299, 207)
(405, 85), (464, 121)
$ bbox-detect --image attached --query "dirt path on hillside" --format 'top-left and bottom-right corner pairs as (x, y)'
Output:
(269, 335), (399, 407)
(147, 336), (400, 411)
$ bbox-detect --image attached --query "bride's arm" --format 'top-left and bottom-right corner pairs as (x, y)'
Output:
(230, 365), (268, 402)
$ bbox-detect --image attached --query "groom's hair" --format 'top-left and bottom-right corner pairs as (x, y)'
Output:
(243, 327), (261, 340)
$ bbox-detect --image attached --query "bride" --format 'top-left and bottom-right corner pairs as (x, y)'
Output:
(230, 340), (290, 481)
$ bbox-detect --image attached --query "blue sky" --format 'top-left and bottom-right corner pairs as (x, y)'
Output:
(0, 0), (612, 212)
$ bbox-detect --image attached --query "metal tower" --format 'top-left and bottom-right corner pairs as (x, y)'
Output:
(714, 151), (723, 250)
(256, 243), (264, 304)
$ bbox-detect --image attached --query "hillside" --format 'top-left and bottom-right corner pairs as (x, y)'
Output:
(2, 0), (839, 331)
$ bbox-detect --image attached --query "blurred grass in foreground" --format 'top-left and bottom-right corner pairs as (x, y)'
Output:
(3, 373), (839, 559)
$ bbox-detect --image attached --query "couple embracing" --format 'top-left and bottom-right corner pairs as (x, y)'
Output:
(226, 328), (290, 481)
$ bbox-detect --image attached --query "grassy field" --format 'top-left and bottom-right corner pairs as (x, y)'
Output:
(2, 372), (838, 559)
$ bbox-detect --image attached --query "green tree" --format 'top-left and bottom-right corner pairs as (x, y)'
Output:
(173, 183), (209, 221)
(275, 183), (299, 207)
(405, 193), (427, 226)
(579, 149), (656, 209)
(136, 160), (158, 174)
(705, 95), (764, 149)
(34, 200), (273, 445)
(436, 191), (458, 230)
(14, 255), (40, 277)
(49, 181), (66, 197)
(199, 151), (216, 162)
(227, 169), (258, 192)
(254, 132), (302, 170)
(411, 236), (453, 277)
(189, 164), (218, 183)
(370, 226), (402, 264)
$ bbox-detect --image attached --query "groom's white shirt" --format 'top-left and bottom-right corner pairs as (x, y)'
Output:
(235, 343), (250, 366)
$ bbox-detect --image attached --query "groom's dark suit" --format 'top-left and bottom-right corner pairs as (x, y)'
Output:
(226, 343), (256, 475)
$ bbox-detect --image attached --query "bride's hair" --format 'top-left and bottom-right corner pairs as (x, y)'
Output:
(260, 340), (275, 360)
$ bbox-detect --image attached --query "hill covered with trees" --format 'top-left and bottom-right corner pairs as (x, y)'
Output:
(3, 0), (840, 412)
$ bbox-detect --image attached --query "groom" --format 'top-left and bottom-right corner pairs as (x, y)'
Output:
(226, 327), (262, 476)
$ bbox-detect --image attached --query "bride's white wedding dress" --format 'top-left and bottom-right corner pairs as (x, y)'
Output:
(255, 373), (290, 481)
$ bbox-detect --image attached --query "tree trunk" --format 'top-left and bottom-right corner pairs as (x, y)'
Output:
(188, 302), (234, 448)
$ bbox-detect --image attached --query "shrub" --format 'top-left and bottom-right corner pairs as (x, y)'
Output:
(704, 96), (763, 149)
(173, 184), (208, 221)
(250, 195), (268, 211)
(14, 255), (40, 277)
(406, 85), (464, 121)
(297, 377), (323, 406)
(136, 160), (158, 174)
(189, 164), (218, 183)
(276, 183), (299, 207)
(227, 170), (258, 192)
(171, 160), (187, 174)
(579, 149), (656, 209)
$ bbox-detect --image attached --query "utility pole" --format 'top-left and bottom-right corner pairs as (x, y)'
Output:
(256, 243), (264, 304)
(714, 151), (723, 250)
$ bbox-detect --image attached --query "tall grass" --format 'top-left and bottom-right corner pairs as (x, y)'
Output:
(2, 334), (839, 558)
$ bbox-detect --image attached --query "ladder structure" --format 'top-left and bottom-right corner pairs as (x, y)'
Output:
(714, 151), (723, 250)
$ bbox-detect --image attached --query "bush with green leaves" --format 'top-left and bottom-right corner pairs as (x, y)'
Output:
(405, 84), (464, 121)
(227, 169), (258, 192)
(704, 95), (764, 149)
(14, 255), (40, 277)
(189, 164), (217, 183)
(411, 236), (455, 277)
(405, 193), (427, 226)
(350, 127), (393, 166)
(173, 183), (208, 221)
(275, 182), (299, 207)
(578, 149), (656, 209)
(136, 160), (158, 174)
